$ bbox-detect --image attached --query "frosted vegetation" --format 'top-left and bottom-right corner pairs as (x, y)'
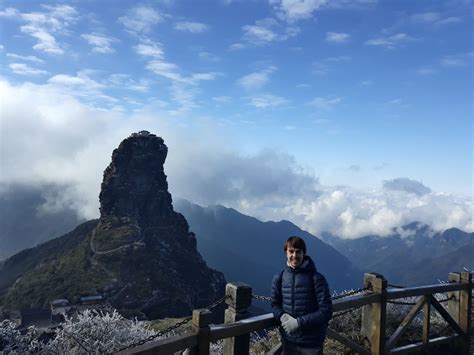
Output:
(0, 293), (456, 354)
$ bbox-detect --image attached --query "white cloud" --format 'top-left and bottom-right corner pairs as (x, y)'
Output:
(325, 55), (351, 62)
(9, 63), (48, 76)
(146, 60), (185, 82)
(135, 40), (220, 112)
(311, 56), (351, 76)
(118, 5), (162, 34)
(360, 79), (373, 86)
(47, 71), (117, 104)
(388, 98), (402, 105)
(309, 96), (341, 110)
(190, 72), (221, 82)
(249, 94), (288, 108)
(81, 33), (117, 54)
(174, 21), (210, 33)
(134, 40), (165, 59)
(410, 12), (461, 26)
(243, 24), (278, 43)
(107, 74), (151, 93)
(11, 4), (79, 55)
(383, 178), (431, 196)
(417, 66), (437, 76)
(271, 0), (327, 23)
(441, 53), (473, 67)
(241, 18), (299, 45)
(365, 33), (416, 49)
(6, 53), (44, 63)
(314, 118), (329, 124)
(283, 187), (473, 239)
(0, 7), (19, 17)
(198, 51), (220, 62)
(435, 17), (462, 26)
(228, 43), (246, 51)
(325, 0), (377, 9)
(48, 72), (103, 89)
(311, 62), (328, 76)
(325, 32), (350, 43)
(237, 66), (276, 90)
(212, 96), (232, 103)
(411, 12), (440, 24)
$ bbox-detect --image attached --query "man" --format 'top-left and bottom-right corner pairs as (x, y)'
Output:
(271, 236), (332, 354)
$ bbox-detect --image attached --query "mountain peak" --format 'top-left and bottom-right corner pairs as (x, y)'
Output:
(0, 133), (226, 318)
(99, 132), (172, 225)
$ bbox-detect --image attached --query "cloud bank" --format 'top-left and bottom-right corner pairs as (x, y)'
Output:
(1, 79), (472, 239)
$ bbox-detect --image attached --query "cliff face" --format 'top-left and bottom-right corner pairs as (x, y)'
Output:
(0, 132), (225, 319)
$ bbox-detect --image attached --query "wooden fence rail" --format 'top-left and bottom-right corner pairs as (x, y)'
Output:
(116, 271), (472, 355)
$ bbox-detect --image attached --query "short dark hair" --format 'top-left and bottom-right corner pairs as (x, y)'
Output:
(284, 236), (306, 255)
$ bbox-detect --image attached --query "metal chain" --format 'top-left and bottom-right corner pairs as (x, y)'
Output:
(206, 294), (230, 311)
(116, 295), (229, 353)
(116, 316), (192, 353)
(252, 285), (373, 303)
(252, 294), (272, 302)
(387, 294), (455, 306)
(331, 286), (372, 300)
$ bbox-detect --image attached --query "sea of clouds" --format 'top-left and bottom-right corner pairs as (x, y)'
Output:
(1, 79), (472, 239)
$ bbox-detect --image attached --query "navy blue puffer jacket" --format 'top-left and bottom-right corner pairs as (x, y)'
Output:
(271, 256), (332, 347)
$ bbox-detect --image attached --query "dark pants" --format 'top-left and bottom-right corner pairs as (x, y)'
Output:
(282, 339), (323, 355)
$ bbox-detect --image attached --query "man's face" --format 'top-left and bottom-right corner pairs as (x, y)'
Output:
(286, 246), (304, 269)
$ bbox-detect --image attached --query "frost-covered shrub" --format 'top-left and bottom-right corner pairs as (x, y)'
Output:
(44, 309), (155, 354)
(0, 320), (42, 354)
(1, 309), (156, 354)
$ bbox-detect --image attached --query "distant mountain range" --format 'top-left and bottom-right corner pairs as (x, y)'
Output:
(320, 222), (473, 286)
(174, 199), (362, 296)
(1, 190), (472, 304)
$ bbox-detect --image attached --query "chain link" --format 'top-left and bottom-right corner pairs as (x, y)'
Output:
(252, 294), (272, 302)
(206, 294), (230, 311)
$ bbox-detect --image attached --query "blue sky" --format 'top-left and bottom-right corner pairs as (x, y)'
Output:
(0, 0), (472, 238)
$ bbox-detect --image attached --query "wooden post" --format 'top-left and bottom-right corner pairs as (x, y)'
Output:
(458, 271), (472, 354)
(422, 294), (431, 344)
(448, 272), (461, 324)
(191, 309), (212, 355)
(360, 273), (387, 355)
(361, 273), (373, 344)
(223, 282), (252, 355)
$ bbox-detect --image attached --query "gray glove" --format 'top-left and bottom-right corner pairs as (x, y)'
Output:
(280, 313), (290, 323)
(281, 314), (299, 334)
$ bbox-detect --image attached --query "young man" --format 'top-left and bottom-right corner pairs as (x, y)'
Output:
(271, 236), (332, 354)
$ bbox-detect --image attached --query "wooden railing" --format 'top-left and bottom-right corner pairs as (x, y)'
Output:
(116, 271), (472, 355)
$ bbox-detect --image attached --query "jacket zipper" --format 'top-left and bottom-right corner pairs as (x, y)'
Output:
(291, 271), (295, 315)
